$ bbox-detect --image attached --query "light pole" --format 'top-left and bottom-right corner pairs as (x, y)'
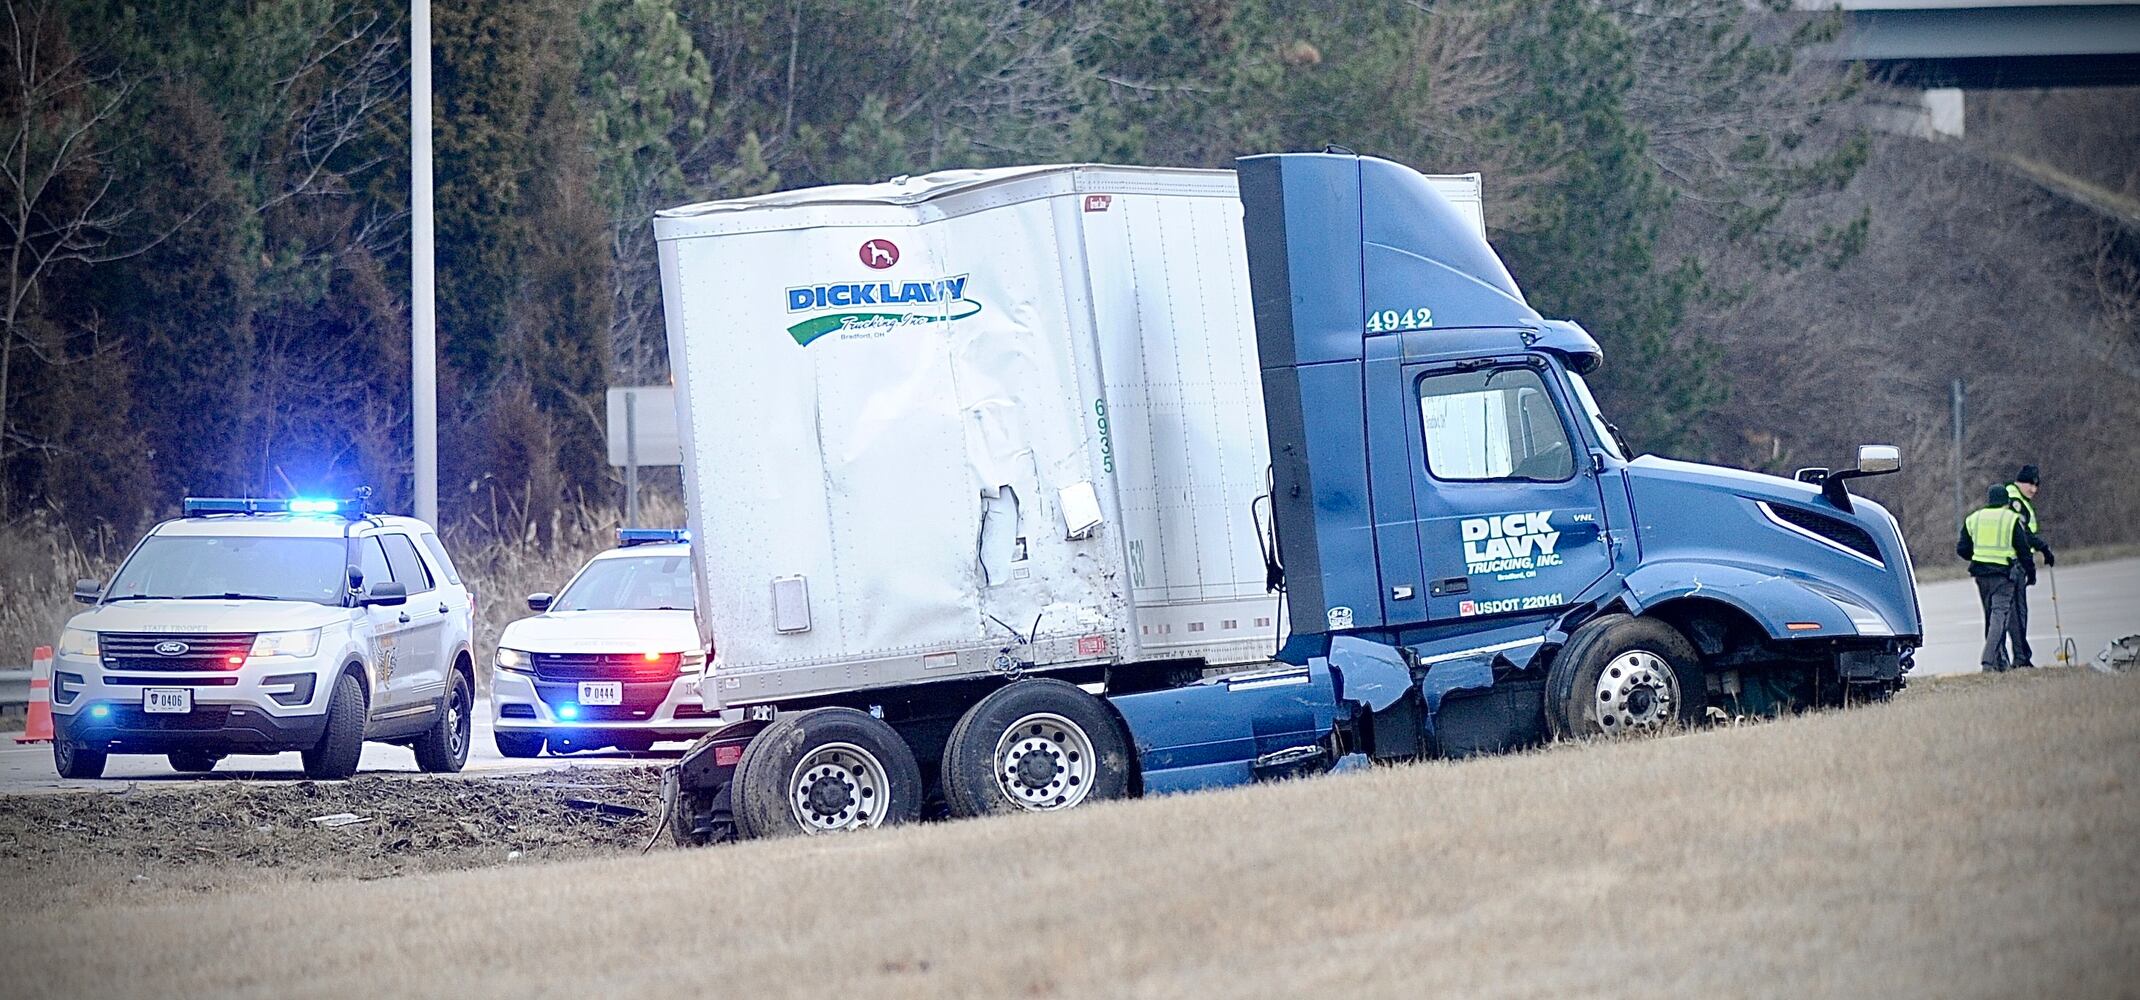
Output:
(410, 0), (438, 525)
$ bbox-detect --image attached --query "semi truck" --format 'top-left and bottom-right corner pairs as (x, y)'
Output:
(652, 151), (1920, 843)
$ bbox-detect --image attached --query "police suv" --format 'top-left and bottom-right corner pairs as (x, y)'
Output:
(490, 529), (713, 756)
(51, 495), (477, 779)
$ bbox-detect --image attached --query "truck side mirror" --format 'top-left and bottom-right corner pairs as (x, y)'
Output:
(527, 592), (554, 612)
(73, 579), (102, 604)
(363, 582), (408, 607)
(1820, 444), (1902, 511)
(1854, 444), (1901, 475)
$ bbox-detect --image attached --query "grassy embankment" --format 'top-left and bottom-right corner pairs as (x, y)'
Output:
(4, 668), (2133, 999)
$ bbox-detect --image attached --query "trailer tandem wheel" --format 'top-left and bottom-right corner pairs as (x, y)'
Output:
(1545, 614), (1703, 740)
(941, 678), (1131, 818)
(731, 708), (923, 839)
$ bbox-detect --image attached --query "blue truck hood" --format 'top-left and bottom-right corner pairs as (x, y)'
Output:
(1621, 456), (1922, 640)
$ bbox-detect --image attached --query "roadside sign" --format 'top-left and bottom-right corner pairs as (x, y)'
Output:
(606, 386), (682, 467)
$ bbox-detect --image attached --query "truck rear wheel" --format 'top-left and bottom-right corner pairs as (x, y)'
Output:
(941, 679), (1131, 818)
(731, 708), (921, 839)
(1546, 614), (1702, 740)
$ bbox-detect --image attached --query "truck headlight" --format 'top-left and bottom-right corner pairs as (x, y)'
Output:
(679, 650), (706, 676)
(496, 648), (533, 673)
(1826, 595), (1893, 637)
(58, 628), (99, 658)
(250, 629), (322, 658)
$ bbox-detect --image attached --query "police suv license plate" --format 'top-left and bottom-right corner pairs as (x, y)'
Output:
(143, 688), (192, 714)
(577, 681), (622, 706)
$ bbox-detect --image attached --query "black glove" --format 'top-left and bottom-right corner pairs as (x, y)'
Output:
(2024, 565), (2038, 586)
(2043, 548), (2056, 567)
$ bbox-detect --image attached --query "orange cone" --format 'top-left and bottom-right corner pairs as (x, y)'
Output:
(17, 645), (54, 743)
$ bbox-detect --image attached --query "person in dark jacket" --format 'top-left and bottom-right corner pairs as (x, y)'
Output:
(2001, 465), (2055, 666)
(1958, 483), (2040, 672)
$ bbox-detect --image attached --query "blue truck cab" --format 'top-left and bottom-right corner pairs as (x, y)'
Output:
(1237, 151), (1911, 744)
(658, 151), (1919, 842)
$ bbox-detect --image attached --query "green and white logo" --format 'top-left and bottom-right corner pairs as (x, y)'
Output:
(783, 274), (982, 346)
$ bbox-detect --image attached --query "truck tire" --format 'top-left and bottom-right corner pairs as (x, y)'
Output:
(412, 671), (472, 773)
(302, 672), (367, 779)
(1546, 614), (1703, 740)
(493, 730), (545, 758)
(731, 708), (922, 839)
(53, 739), (107, 779)
(941, 679), (1131, 818)
(167, 750), (222, 773)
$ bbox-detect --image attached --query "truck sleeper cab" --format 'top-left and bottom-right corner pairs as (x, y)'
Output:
(654, 152), (1920, 844)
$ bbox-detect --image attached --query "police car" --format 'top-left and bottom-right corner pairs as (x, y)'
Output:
(490, 529), (713, 756)
(50, 494), (477, 779)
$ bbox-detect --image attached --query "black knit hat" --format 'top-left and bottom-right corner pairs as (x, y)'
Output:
(2015, 464), (2040, 484)
(1987, 484), (2011, 507)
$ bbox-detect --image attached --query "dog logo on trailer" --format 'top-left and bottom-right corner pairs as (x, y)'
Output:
(859, 238), (899, 269)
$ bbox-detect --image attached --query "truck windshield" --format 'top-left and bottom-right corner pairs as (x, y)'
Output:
(1566, 371), (1626, 461)
(555, 555), (695, 611)
(105, 536), (348, 606)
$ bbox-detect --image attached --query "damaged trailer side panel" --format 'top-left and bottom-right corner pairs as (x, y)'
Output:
(654, 166), (1485, 711)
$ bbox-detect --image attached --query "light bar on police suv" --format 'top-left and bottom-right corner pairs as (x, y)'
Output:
(617, 528), (690, 547)
(182, 493), (369, 518)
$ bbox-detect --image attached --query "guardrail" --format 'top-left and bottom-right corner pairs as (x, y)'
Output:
(1, 668), (29, 709)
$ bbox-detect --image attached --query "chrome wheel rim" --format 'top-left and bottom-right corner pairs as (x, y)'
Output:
(788, 742), (889, 833)
(1595, 650), (1678, 735)
(447, 684), (469, 760)
(994, 712), (1096, 811)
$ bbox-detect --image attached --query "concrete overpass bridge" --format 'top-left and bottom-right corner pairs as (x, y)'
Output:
(1802, 1), (2140, 89)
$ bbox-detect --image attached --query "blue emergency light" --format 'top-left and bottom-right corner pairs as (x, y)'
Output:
(183, 488), (372, 519)
(618, 528), (689, 547)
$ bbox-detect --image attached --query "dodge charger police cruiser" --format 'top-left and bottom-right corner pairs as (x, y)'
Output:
(489, 528), (714, 756)
(50, 495), (477, 779)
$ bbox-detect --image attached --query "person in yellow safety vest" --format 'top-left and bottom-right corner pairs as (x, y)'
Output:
(2002, 464), (2055, 667)
(1957, 483), (2041, 672)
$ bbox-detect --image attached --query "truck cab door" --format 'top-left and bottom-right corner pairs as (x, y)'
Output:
(1403, 358), (1614, 623)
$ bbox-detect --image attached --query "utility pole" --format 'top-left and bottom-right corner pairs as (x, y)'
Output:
(1951, 378), (1965, 529)
(411, 0), (438, 524)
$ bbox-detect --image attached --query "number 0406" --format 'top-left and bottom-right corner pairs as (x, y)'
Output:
(1365, 307), (1432, 333)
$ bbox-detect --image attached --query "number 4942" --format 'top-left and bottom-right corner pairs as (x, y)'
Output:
(1365, 307), (1432, 333)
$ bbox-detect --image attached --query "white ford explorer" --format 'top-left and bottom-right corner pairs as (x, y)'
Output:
(489, 529), (714, 756)
(50, 495), (477, 779)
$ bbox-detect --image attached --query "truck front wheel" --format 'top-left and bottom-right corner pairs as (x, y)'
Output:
(942, 679), (1131, 818)
(732, 708), (922, 839)
(1545, 615), (1703, 740)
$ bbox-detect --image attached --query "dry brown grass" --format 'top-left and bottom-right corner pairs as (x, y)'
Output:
(5, 670), (2134, 999)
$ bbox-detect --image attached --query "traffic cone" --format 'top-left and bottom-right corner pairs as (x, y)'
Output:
(16, 645), (54, 743)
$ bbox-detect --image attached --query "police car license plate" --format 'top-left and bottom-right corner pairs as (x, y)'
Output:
(143, 688), (192, 714)
(578, 681), (622, 706)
